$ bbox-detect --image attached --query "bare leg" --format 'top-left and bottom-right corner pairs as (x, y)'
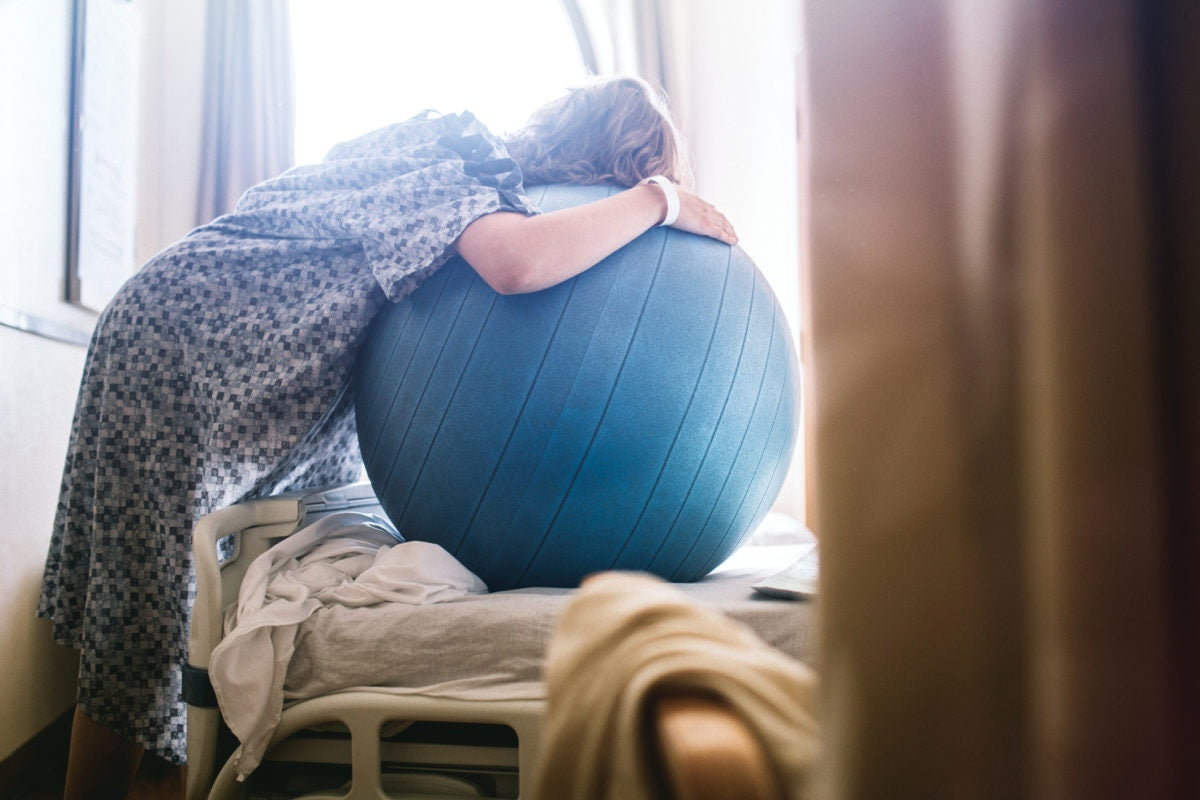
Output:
(63, 706), (144, 800)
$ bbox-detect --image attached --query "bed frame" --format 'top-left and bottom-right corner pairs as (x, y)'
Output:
(185, 483), (798, 799)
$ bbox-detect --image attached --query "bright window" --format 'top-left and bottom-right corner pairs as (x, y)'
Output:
(289, 0), (590, 165)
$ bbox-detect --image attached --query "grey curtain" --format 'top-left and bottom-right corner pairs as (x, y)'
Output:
(801, 0), (1198, 796)
(196, 0), (294, 224)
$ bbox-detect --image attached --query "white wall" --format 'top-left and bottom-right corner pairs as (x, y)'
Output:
(0, 0), (91, 762)
(0, 327), (85, 762)
(0, 0), (207, 760)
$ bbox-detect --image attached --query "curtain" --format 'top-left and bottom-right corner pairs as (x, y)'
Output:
(195, 0), (294, 224)
(801, 0), (1198, 797)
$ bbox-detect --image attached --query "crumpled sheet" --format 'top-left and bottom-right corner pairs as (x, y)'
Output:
(532, 572), (821, 800)
(208, 511), (487, 777)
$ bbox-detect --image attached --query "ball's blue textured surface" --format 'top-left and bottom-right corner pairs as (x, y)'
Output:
(355, 183), (799, 590)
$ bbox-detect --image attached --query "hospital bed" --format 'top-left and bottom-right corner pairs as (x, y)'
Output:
(185, 482), (815, 799)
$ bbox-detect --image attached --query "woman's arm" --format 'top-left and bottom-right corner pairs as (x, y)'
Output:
(455, 183), (738, 295)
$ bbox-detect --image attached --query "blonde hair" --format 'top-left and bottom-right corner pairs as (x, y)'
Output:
(504, 76), (691, 188)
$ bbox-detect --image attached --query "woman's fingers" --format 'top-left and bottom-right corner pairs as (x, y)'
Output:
(672, 190), (738, 245)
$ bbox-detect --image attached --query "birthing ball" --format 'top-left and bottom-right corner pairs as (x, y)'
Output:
(354, 183), (799, 591)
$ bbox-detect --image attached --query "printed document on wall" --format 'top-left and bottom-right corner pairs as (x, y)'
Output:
(75, 0), (140, 311)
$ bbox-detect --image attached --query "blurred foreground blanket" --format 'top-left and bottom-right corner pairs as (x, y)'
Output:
(533, 572), (820, 800)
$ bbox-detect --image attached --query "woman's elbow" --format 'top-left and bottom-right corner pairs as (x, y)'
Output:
(474, 256), (549, 295)
(482, 273), (526, 296)
(456, 213), (547, 295)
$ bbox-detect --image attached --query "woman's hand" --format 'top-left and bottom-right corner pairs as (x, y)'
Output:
(662, 186), (738, 246)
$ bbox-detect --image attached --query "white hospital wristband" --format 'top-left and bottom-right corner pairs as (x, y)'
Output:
(642, 175), (680, 227)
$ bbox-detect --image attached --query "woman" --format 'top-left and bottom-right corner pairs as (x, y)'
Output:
(39, 75), (736, 798)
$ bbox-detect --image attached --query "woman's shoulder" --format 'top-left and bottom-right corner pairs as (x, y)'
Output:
(321, 111), (492, 163)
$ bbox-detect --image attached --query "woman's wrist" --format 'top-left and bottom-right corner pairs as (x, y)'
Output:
(640, 175), (680, 227)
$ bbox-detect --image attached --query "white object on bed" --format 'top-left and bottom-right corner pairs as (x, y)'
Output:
(208, 511), (487, 778)
(753, 542), (819, 599)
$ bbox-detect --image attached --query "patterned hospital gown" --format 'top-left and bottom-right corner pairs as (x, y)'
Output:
(37, 112), (537, 764)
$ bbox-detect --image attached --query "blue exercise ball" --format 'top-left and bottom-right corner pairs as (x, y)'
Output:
(355, 183), (799, 590)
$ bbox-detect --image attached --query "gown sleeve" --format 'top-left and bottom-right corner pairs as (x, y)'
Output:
(207, 111), (541, 301)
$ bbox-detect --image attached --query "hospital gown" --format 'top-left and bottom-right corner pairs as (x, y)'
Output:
(37, 111), (536, 764)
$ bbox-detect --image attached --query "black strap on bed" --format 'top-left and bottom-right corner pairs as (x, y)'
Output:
(181, 663), (219, 708)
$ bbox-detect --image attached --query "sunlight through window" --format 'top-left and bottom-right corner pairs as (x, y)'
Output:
(289, 0), (590, 165)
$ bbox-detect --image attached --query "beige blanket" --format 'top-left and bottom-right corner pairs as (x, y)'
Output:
(532, 572), (820, 800)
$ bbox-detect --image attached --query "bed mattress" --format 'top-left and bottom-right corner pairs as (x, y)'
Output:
(282, 543), (815, 705)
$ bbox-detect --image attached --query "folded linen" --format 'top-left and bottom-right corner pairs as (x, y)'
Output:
(532, 572), (821, 800)
(208, 511), (487, 778)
